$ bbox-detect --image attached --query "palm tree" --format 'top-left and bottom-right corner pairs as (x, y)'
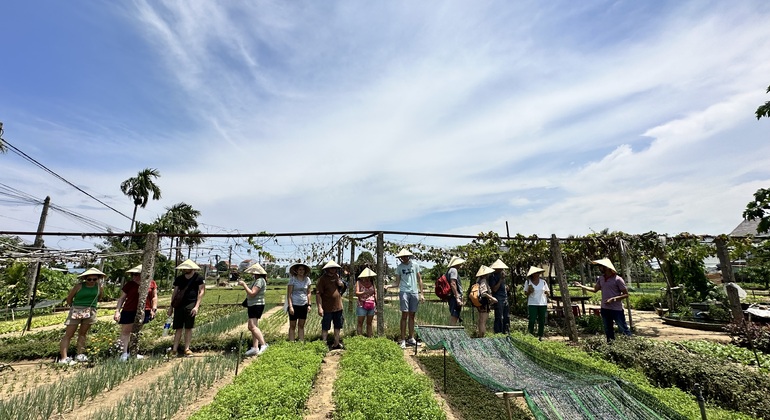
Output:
(183, 229), (204, 259)
(0, 122), (7, 154)
(156, 202), (201, 264)
(120, 168), (162, 234)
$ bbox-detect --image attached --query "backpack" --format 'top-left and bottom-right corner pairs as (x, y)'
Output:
(469, 283), (484, 307)
(434, 273), (452, 301)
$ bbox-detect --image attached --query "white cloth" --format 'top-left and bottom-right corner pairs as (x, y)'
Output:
(525, 279), (549, 306)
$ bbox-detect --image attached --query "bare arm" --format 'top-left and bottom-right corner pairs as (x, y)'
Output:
(114, 292), (128, 321)
(65, 284), (82, 306)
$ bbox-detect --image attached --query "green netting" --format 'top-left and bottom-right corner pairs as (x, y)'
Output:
(415, 326), (687, 420)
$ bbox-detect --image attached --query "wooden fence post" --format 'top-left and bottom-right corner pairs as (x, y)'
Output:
(130, 232), (158, 355)
(550, 235), (579, 342)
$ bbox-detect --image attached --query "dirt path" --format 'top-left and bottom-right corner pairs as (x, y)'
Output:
(403, 349), (461, 420)
(304, 349), (343, 420)
(629, 309), (731, 342)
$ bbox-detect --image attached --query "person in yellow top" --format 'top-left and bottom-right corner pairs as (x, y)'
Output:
(59, 268), (104, 365)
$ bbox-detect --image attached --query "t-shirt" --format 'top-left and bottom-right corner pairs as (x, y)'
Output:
(595, 274), (628, 311)
(357, 280), (376, 307)
(122, 279), (158, 311)
(173, 272), (205, 305)
(447, 267), (462, 296)
(488, 271), (507, 299)
(315, 273), (343, 312)
(396, 261), (420, 294)
(246, 277), (266, 306)
(288, 276), (312, 306)
(524, 279), (550, 306)
(72, 283), (99, 307)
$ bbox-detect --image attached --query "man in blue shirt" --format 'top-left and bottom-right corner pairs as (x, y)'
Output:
(395, 248), (424, 348)
(489, 259), (510, 334)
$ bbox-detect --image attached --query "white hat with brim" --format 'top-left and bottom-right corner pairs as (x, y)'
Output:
(126, 264), (142, 274)
(289, 263), (310, 275)
(176, 259), (200, 270)
(592, 258), (617, 273)
(322, 260), (341, 270)
(448, 256), (466, 268)
(396, 248), (413, 258)
(78, 267), (106, 278)
(490, 259), (509, 270)
(526, 266), (545, 277)
(358, 268), (377, 278)
(475, 265), (494, 277)
(245, 263), (267, 275)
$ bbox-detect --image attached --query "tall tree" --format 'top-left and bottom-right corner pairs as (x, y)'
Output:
(745, 85), (770, 232)
(120, 168), (162, 234)
(156, 202), (201, 264)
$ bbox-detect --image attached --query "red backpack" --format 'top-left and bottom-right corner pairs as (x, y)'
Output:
(434, 273), (452, 301)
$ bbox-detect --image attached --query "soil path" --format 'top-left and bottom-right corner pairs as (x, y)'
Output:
(627, 309), (730, 342)
(403, 349), (461, 420)
(304, 349), (343, 420)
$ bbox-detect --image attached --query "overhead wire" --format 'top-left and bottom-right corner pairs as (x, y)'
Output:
(0, 138), (132, 221)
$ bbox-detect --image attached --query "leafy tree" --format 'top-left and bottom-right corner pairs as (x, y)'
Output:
(757, 84), (770, 120)
(744, 188), (770, 234)
(120, 168), (162, 234)
(0, 121), (6, 154)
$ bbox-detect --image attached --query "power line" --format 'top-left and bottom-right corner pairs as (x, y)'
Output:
(1, 138), (132, 221)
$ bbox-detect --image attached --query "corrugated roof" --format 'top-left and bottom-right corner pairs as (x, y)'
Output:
(729, 219), (770, 238)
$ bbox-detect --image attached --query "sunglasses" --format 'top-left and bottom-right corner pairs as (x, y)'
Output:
(85, 277), (100, 281)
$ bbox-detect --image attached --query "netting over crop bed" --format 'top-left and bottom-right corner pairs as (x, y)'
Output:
(416, 326), (687, 420)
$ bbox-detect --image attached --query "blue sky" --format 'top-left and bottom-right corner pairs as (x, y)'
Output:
(2, 1), (770, 258)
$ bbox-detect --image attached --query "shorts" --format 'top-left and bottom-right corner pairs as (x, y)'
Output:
(118, 310), (152, 325)
(247, 304), (265, 319)
(399, 291), (419, 313)
(172, 302), (197, 329)
(476, 299), (491, 313)
(448, 295), (462, 318)
(289, 304), (309, 321)
(356, 306), (375, 317)
(64, 306), (98, 326)
(321, 310), (344, 331)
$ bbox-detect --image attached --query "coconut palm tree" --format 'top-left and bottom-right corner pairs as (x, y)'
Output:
(120, 168), (162, 234)
(184, 229), (204, 259)
(156, 202), (201, 264)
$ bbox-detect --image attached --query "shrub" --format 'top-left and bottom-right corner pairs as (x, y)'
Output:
(583, 337), (770, 419)
(629, 293), (660, 311)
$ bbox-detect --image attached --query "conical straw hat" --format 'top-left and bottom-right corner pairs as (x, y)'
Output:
(176, 259), (200, 270)
(490, 259), (509, 270)
(126, 264), (142, 274)
(448, 256), (466, 268)
(78, 267), (106, 278)
(526, 266), (545, 277)
(592, 258), (617, 273)
(396, 248), (413, 258)
(245, 263), (267, 275)
(358, 268), (377, 278)
(322, 260), (341, 270)
(475, 265), (494, 277)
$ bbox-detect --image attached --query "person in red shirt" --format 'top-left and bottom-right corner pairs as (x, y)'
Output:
(114, 264), (158, 361)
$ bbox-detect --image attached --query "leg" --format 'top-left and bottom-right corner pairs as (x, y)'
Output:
(184, 328), (193, 351)
(600, 308), (616, 342)
(366, 315), (374, 337)
(448, 296), (459, 326)
(333, 328), (341, 346)
(503, 301), (511, 334)
(119, 324), (133, 354)
(407, 312), (416, 341)
(536, 305), (547, 338)
(493, 300), (504, 333)
(60, 324), (78, 359)
(478, 310), (488, 337)
(288, 320), (297, 342)
(527, 305), (537, 335)
(613, 310), (632, 336)
(297, 319), (306, 341)
(75, 323), (92, 355)
(357, 316), (364, 336)
(172, 329), (183, 353)
(400, 312), (408, 342)
(248, 318), (265, 348)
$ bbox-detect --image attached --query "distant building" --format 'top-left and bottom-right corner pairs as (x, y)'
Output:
(729, 219), (770, 238)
